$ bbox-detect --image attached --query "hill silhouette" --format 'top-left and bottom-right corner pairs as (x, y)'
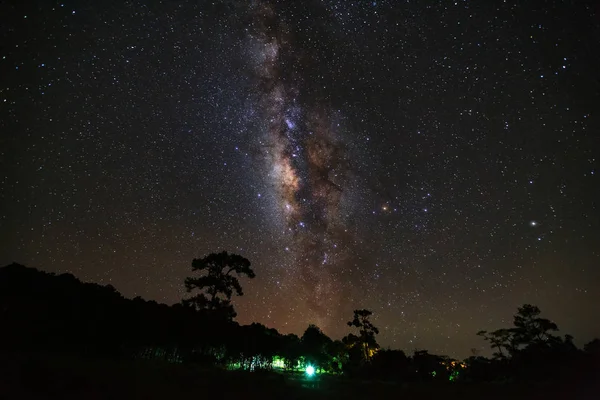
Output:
(1, 262), (599, 399)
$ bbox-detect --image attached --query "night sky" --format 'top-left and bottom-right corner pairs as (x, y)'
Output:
(1, 1), (599, 358)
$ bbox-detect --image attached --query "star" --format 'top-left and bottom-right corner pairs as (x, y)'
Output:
(1, 0), (597, 359)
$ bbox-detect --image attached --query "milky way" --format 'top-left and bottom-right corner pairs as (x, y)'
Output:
(1, 0), (598, 358)
(247, 1), (352, 322)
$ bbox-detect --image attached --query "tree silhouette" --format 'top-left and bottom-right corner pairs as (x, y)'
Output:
(477, 304), (560, 360)
(4, 263), (597, 389)
(512, 304), (558, 347)
(280, 333), (302, 370)
(347, 309), (379, 363)
(584, 338), (600, 356)
(327, 339), (348, 373)
(473, 303), (586, 382)
(301, 324), (332, 372)
(371, 349), (409, 380)
(184, 251), (255, 320)
(476, 328), (514, 359)
(412, 350), (447, 381)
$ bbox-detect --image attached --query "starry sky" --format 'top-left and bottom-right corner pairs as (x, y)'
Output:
(1, 0), (599, 358)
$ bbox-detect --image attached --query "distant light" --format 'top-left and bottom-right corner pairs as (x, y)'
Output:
(305, 365), (315, 376)
(530, 221), (537, 227)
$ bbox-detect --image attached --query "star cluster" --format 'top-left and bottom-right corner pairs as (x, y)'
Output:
(0, 0), (598, 357)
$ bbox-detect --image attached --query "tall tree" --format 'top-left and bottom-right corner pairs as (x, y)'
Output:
(301, 324), (332, 372)
(184, 251), (255, 320)
(477, 304), (560, 359)
(347, 309), (379, 362)
(512, 304), (558, 347)
(280, 333), (303, 370)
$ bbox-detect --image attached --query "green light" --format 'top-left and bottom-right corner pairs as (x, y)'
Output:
(305, 365), (315, 376)
(272, 357), (285, 369)
(449, 371), (460, 381)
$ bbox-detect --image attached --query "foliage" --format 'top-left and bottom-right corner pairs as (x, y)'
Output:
(477, 304), (584, 382)
(512, 304), (559, 347)
(1, 263), (598, 386)
(183, 251), (255, 320)
(369, 349), (409, 380)
(476, 328), (514, 359)
(476, 304), (561, 360)
(346, 309), (379, 363)
(301, 324), (332, 372)
(280, 333), (303, 370)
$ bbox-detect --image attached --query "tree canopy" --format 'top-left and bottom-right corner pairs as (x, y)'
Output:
(1, 262), (599, 388)
(344, 309), (380, 364)
(183, 251), (255, 320)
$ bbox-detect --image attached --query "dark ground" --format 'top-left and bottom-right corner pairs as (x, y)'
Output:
(0, 353), (598, 400)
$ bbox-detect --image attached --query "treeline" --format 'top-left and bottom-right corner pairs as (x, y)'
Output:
(1, 257), (599, 384)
